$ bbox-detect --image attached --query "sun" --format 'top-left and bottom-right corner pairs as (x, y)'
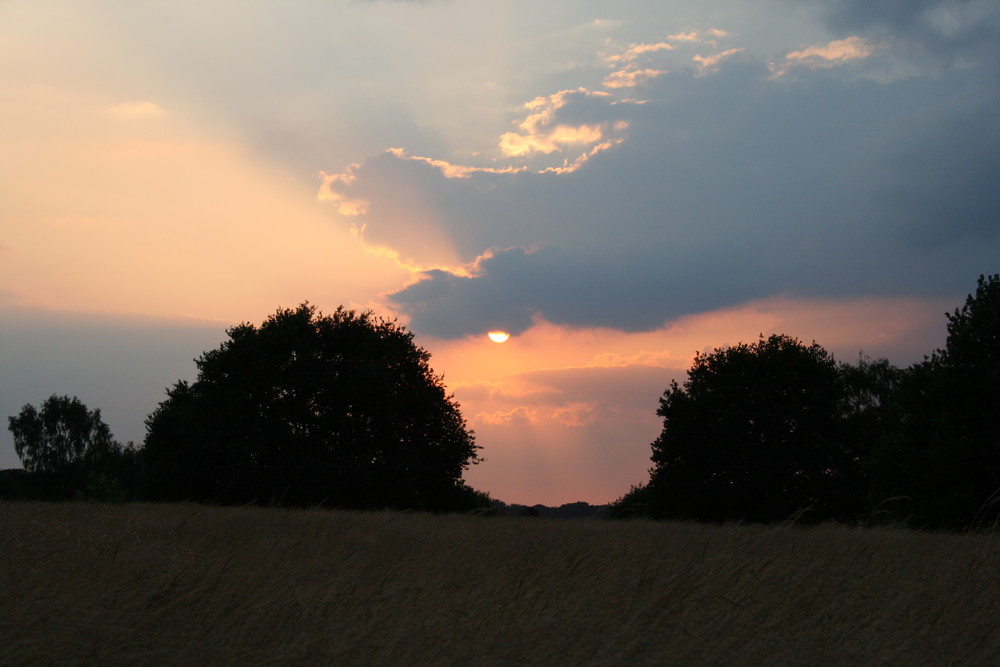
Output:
(488, 331), (511, 343)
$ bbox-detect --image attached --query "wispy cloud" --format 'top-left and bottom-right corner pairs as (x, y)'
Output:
(787, 36), (876, 64)
(474, 406), (539, 426)
(667, 30), (700, 42)
(769, 36), (876, 78)
(385, 148), (527, 179)
(603, 68), (666, 89)
(607, 41), (674, 64)
(692, 47), (745, 75)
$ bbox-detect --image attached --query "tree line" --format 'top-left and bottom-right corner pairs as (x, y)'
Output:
(4, 305), (487, 512)
(611, 274), (1000, 530)
(4, 276), (999, 529)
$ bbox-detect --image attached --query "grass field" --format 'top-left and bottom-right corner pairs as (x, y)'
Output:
(2, 502), (999, 665)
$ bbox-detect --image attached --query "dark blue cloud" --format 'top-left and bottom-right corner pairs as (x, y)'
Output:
(331, 6), (1000, 339)
(814, 0), (1000, 64)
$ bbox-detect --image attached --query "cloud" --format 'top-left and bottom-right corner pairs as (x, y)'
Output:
(813, 0), (1000, 65)
(317, 163), (370, 216)
(312, 3), (999, 342)
(667, 31), (700, 43)
(786, 36), (875, 64)
(378, 53), (998, 338)
(603, 29), (739, 87)
(769, 37), (876, 78)
(692, 47), (745, 74)
(497, 88), (618, 158)
(383, 148), (527, 179)
(552, 401), (598, 427)
(475, 406), (539, 426)
(603, 68), (666, 89)
(584, 349), (687, 369)
(607, 42), (674, 64)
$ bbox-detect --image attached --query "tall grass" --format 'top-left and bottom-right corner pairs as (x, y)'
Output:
(2, 502), (999, 665)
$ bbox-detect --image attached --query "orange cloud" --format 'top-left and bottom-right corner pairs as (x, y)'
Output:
(692, 48), (745, 75)
(786, 36), (875, 64)
(538, 136), (626, 174)
(384, 147), (527, 179)
(603, 68), (666, 89)
(499, 123), (604, 156)
(769, 36), (876, 78)
(498, 88), (612, 158)
(474, 406), (539, 426)
(552, 401), (598, 427)
(584, 349), (688, 369)
(667, 31), (700, 42)
(316, 164), (370, 216)
(607, 41), (674, 64)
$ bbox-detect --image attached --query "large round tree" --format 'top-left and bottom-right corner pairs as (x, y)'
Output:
(143, 304), (480, 510)
(648, 334), (866, 523)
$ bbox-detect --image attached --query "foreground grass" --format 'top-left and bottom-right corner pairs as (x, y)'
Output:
(2, 503), (999, 665)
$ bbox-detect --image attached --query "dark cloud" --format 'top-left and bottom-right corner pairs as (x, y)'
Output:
(815, 0), (1000, 65)
(318, 4), (1000, 339)
(820, 0), (942, 30)
(374, 54), (999, 338)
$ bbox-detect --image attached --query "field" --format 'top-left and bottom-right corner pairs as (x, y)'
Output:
(2, 502), (999, 665)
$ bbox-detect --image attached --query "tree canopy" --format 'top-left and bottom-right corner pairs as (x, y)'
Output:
(868, 274), (1000, 529)
(648, 334), (867, 523)
(143, 303), (480, 510)
(8, 395), (120, 474)
(6, 395), (138, 500)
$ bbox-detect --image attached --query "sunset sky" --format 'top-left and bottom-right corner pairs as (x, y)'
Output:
(2, 0), (997, 505)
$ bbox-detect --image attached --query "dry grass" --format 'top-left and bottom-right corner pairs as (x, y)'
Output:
(2, 502), (999, 665)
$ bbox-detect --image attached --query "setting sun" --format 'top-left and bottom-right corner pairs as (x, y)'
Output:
(488, 331), (511, 343)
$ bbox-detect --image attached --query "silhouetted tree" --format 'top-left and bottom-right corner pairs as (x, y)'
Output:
(143, 303), (480, 510)
(8, 395), (119, 473)
(869, 275), (1000, 529)
(648, 334), (867, 523)
(6, 395), (135, 499)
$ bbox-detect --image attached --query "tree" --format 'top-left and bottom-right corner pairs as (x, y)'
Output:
(8, 395), (120, 474)
(647, 334), (866, 524)
(7, 395), (134, 499)
(143, 303), (481, 510)
(868, 275), (1000, 529)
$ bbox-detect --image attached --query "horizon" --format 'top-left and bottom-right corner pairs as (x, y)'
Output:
(2, 0), (997, 505)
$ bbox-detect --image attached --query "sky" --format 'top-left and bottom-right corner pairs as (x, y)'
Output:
(1, 0), (997, 505)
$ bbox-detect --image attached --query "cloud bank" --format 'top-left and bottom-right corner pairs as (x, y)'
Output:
(317, 3), (1000, 338)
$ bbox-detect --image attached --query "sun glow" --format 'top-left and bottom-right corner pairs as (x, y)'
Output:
(488, 331), (511, 343)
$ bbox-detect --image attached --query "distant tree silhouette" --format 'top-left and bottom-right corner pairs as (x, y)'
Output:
(8, 395), (118, 473)
(6, 395), (137, 499)
(143, 303), (480, 510)
(868, 274), (1000, 529)
(647, 334), (867, 524)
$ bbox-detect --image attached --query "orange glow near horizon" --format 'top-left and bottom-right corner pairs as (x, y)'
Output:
(422, 295), (950, 505)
